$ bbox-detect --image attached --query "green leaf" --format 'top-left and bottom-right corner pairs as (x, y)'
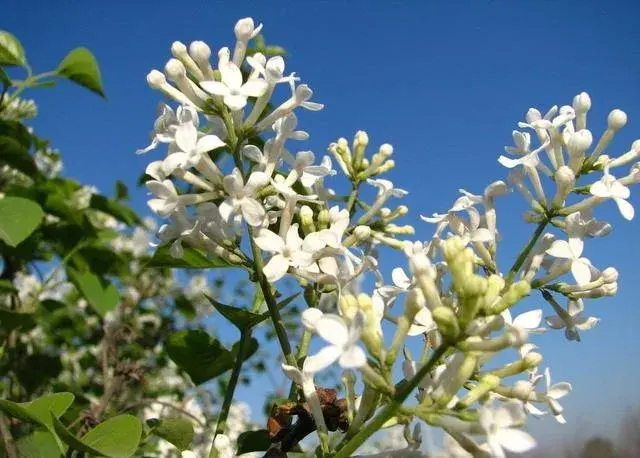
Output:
(0, 279), (16, 293)
(166, 330), (257, 385)
(208, 292), (298, 331)
(81, 415), (142, 458)
(52, 414), (142, 458)
(89, 194), (140, 226)
(56, 47), (105, 98)
(236, 430), (271, 454)
(115, 180), (128, 200)
(0, 197), (44, 247)
(0, 393), (74, 429)
(147, 417), (194, 451)
(15, 430), (64, 458)
(66, 267), (120, 316)
(0, 67), (10, 87)
(15, 354), (63, 393)
(0, 307), (36, 331)
(50, 413), (105, 456)
(0, 31), (26, 67)
(148, 244), (233, 269)
(174, 295), (197, 320)
(0, 136), (38, 176)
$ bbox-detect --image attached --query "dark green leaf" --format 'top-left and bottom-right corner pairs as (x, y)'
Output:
(115, 180), (128, 200)
(15, 354), (63, 393)
(0, 393), (74, 429)
(0, 67), (10, 87)
(0, 136), (38, 176)
(236, 430), (271, 454)
(0, 197), (44, 247)
(66, 267), (120, 316)
(0, 307), (36, 331)
(148, 244), (233, 269)
(0, 279), (16, 293)
(166, 330), (257, 385)
(0, 31), (26, 66)
(56, 47), (105, 98)
(148, 417), (194, 451)
(0, 119), (31, 148)
(174, 295), (197, 320)
(89, 194), (140, 226)
(207, 296), (262, 330)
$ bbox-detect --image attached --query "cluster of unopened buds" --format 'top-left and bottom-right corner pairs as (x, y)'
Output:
(138, 17), (639, 458)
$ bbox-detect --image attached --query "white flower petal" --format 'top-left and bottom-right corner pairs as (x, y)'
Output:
(495, 428), (537, 453)
(571, 260), (592, 285)
(513, 310), (542, 330)
(546, 240), (573, 259)
(303, 345), (342, 374)
(315, 314), (349, 347)
(339, 345), (367, 369)
(254, 229), (285, 253)
(240, 198), (266, 227)
(547, 382), (572, 400)
(614, 197), (635, 220)
(263, 254), (290, 282)
(201, 81), (230, 96)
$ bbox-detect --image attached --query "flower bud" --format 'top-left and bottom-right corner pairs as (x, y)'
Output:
(374, 160), (395, 175)
(316, 209), (330, 230)
(165, 58), (187, 80)
(457, 374), (500, 408)
(352, 130), (369, 171)
(491, 280), (531, 313)
(506, 326), (529, 347)
(552, 166), (576, 208)
(338, 294), (358, 319)
(523, 351), (543, 369)
(344, 225), (371, 247)
(601, 267), (619, 283)
(189, 40), (212, 62)
(608, 109), (627, 130)
(171, 41), (188, 58)
(235, 17), (258, 40)
(384, 224), (415, 235)
(147, 70), (166, 88)
(573, 92), (591, 113)
(432, 306), (460, 342)
(603, 282), (618, 296)
(379, 143), (394, 157)
(299, 205), (315, 234)
(512, 380), (535, 401)
(404, 287), (426, 322)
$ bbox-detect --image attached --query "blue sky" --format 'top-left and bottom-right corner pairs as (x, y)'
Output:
(5, 0), (640, 449)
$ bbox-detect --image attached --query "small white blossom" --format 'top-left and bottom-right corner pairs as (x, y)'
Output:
(201, 62), (268, 111)
(479, 401), (536, 458)
(546, 299), (599, 341)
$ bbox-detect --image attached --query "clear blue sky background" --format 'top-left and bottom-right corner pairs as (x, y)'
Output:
(5, 0), (640, 450)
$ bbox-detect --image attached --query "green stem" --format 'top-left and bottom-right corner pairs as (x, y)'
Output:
(346, 182), (361, 217)
(332, 344), (450, 458)
(248, 230), (297, 367)
(209, 329), (253, 458)
(505, 219), (549, 285)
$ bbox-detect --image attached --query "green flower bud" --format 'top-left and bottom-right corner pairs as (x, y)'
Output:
(432, 306), (460, 342)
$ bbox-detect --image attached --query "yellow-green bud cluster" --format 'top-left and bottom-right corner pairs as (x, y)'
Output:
(327, 131), (396, 181)
(339, 293), (383, 359)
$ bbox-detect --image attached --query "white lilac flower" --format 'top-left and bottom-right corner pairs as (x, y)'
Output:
(545, 237), (592, 285)
(589, 167), (635, 220)
(254, 224), (320, 282)
(565, 211), (611, 239)
(201, 62), (268, 111)
(137, 104), (178, 154)
(501, 309), (545, 334)
(545, 299), (599, 341)
(161, 120), (226, 175)
(220, 168), (269, 227)
(408, 307), (436, 336)
(147, 180), (180, 217)
(281, 360), (328, 436)
(289, 151), (336, 187)
(479, 401), (536, 458)
(303, 312), (367, 373)
(459, 207), (494, 245)
(540, 368), (572, 424)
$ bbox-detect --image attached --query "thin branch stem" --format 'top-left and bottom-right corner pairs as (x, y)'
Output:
(0, 413), (17, 458)
(208, 329), (254, 458)
(332, 344), (450, 458)
(505, 219), (549, 285)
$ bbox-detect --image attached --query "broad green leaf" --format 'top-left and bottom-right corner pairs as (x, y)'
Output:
(66, 267), (120, 316)
(51, 413), (104, 456)
(208, 293), (299, 331)
(0, 393), (74, 431)
(0, 197), (44, 247)
(0, 67), (10, 87)
(89, 194), (140, 226)
(15, 430), (63, 458)
(166, 330), (257, 385)
(0, 119), (31, 148)
(0, 307), (36, 331)
(174, 294), (197, 320)
(56, 47), (105, 98)
(236, 430), (271, 454)
(148, 244), (233, 269)
(147, 417), (194, 451)
(81, 415), (142, 458)
(0, 136), (38, 176)
(0, 31), (26, 66)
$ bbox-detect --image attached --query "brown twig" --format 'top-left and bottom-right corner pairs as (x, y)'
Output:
(0, 413), (18, 458)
